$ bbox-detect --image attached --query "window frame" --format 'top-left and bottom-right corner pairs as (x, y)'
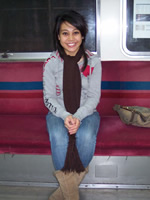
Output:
(122, 0), (150, 57)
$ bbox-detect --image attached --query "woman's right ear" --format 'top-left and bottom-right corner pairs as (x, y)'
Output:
(58, 35), (60, 40)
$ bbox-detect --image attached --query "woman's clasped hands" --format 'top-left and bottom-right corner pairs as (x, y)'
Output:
(64, 115), (80, 135)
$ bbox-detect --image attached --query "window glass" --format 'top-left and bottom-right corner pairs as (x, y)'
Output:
(0, 0), (98, 60)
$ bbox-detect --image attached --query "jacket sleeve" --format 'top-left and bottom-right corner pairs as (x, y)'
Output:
(43, 57), (71, 120)
(73, 57), (102, 121)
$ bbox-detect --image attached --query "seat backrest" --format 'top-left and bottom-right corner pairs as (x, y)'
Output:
(97, 61), (150, 116)
(0, 62), (48, 115)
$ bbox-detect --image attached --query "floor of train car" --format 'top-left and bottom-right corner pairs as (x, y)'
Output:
(0, 186), (150, 200)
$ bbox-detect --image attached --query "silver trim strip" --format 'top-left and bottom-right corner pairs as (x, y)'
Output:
(96, 0), (101, 58)
(0, 181), (150, 190)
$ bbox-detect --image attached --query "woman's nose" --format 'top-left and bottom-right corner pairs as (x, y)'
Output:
(68, 33), (74, 40)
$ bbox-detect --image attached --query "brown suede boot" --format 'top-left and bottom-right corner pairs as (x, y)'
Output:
(49, 167), (89, 200)
(55, 170), (79, 200)
(75, 167), (89, 185)
(48, 187), (64, 200)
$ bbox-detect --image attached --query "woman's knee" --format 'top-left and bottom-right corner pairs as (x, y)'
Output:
(77, 127), (96, 145)
(46, 113), (68, 146)
(76, 113), (100, 146)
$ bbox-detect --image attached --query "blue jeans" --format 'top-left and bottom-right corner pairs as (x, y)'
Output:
(46, 112), (100, 170)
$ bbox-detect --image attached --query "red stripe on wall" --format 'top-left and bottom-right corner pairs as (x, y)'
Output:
(0, 92), (43, 98)
(102, 91), (150, 98)
(0, 62), (43, 82)
(102, 61), (150, 82)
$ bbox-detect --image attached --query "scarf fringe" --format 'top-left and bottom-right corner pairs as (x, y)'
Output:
(62, 135), (85, 173)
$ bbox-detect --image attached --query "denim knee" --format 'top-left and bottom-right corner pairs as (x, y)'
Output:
(46, 112), (68, 146)
(76, 112), (100, 144)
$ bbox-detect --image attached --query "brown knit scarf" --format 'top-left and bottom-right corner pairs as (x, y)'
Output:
(62, 47), (85, 173)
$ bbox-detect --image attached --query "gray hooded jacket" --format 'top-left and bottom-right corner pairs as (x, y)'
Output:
(43, 50), (102, 121)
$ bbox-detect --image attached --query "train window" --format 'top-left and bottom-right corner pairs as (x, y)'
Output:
(0, 0), (100, 61)
(122, 0), (150, 56)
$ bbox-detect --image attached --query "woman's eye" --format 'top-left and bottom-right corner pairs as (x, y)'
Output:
(74, 31), (80, 35)
(62, 32), (68, 36)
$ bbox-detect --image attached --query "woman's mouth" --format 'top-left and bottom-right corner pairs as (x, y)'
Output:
(67, 43), (76, 47)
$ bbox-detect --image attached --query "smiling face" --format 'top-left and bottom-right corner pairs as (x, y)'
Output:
(58, 21), (83, 56)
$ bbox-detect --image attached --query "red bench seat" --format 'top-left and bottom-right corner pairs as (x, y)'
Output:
(1, 114), (150, 156)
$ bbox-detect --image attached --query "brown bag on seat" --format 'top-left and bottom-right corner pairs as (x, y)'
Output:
(113, 104), (150, 128)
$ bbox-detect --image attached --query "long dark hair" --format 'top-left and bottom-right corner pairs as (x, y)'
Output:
(53, 10), (88, 71)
